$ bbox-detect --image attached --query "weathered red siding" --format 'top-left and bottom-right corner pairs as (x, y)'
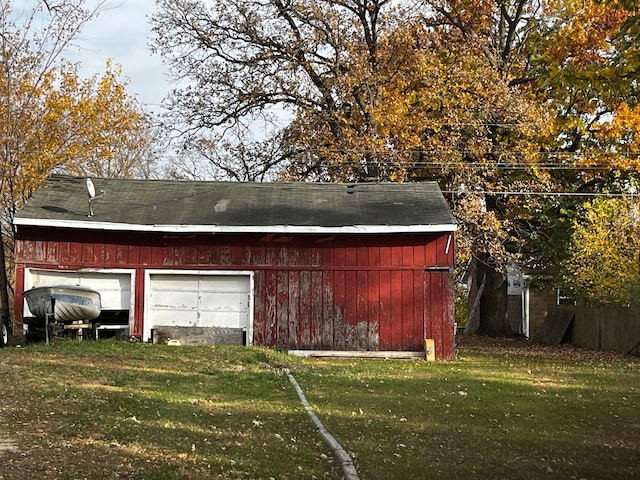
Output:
(15, 227), (456, 358)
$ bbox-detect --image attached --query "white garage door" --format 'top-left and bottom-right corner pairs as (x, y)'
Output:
(147, 272), (252, 336)
(25, 269), (133, 314)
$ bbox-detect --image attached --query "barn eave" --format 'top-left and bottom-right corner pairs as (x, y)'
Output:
(13, 217), (458, 234)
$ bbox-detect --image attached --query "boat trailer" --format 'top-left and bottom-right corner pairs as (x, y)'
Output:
(24, 301), (130, 344)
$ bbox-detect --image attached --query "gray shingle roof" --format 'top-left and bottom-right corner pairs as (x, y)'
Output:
(14, 175), (456, 233)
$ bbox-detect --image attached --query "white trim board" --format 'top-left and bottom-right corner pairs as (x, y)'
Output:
(14, 217), (457, 234)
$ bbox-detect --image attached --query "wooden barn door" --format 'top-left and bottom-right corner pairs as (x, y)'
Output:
(424, 268), (455, 360)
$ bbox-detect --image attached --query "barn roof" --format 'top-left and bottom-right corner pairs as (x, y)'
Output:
(14, 175), (457, 234)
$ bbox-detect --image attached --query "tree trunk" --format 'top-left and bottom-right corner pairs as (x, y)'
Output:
(0, 233), (11, 333)
(474, 255), (514, 337)
(464, 260), (483, 335)
(464, 253), (514, 337)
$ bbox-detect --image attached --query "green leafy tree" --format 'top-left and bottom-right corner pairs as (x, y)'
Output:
(563, 197), (640, 306)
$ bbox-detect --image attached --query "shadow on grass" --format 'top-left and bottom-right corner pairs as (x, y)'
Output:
(290, 353), (640, 480)
(1, 340), (638, 479)
(0, 342), (341, 480)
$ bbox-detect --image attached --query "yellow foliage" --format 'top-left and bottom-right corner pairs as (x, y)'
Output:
(563, 198), (640, 306)
(543, 0), (631, 67)
(0, 55), (153, 218)
(597, 102), (640, 151)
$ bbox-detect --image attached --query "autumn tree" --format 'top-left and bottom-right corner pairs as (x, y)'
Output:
(423, 0), (640, 331)
(53, 60), (160, 180)
(152, 0), (550, 334)
(152, 0), (640, 334)
(562, 197), (640, 306)
(151, 4), (546, 196)
(0, 1), (157, 326)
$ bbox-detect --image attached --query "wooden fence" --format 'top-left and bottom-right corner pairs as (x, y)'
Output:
(545, 306), (640, 355)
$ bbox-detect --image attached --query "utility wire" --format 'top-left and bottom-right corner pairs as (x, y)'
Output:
(302, 162), (640, 170)
(443, 190), (640, 197)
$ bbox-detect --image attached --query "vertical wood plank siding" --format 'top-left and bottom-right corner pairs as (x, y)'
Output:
(15, 227), (456, 358)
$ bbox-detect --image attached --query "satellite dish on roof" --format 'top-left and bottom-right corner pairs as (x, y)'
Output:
(87, 177), (96, 199)
(86, 177), (105, 217)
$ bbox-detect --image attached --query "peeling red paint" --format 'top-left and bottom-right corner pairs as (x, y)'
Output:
(15, 227), (456, 358)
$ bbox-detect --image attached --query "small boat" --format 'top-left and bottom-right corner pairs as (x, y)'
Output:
(24, 285), (101, 322)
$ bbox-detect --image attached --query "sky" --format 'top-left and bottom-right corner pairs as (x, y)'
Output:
(66, 1), (170, 113)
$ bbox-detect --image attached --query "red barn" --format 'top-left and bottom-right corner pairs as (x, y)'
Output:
(14, 176), (457, 358)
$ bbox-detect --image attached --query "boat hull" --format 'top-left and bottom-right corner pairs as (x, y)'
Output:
(24, 285), (101, 322)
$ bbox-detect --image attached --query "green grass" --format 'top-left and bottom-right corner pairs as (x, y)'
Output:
(0, 338), (638, 479)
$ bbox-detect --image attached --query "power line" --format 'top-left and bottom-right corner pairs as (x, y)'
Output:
(443, 190), (640, 197)
(300, 160), (640, 171)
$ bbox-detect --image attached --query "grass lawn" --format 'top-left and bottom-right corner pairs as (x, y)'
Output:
(0, 336), (638, 479)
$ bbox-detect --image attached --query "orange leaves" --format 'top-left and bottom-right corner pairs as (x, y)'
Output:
(1, 59), (151, 213)
(541, 0), (631, 68)
(0, 1), (153, 215)
(598, 102), (640, 148)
